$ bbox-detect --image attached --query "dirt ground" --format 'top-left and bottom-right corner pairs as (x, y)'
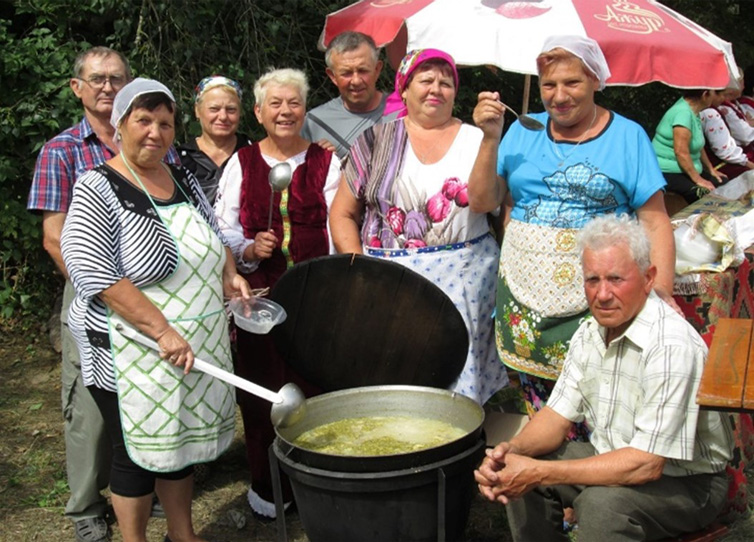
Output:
(0, 327), (513, 542)
(1, 326), (753, 542)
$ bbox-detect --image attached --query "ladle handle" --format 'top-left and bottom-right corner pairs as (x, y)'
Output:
(267, 191), (275, 232)
(114, 323), (282, 404)
(496, 100), (518, 118)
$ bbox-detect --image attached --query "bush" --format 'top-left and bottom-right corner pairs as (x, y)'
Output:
(1, 0), (752, 329)
(0, 11), (89, 328)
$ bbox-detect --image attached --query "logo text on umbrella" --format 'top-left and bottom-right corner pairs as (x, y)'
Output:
(594, 1), (668, 35)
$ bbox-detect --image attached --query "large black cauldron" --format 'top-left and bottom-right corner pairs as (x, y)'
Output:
(269, 256), (484, 542)
(273, 386), (485, 542)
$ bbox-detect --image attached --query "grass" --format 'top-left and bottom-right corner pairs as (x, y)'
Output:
(0, 334), (67, 521)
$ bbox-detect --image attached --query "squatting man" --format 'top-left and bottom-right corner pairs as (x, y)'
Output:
(475, 214), (733, 542)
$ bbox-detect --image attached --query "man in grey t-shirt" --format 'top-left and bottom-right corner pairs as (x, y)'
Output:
(302, 32), (393, 160)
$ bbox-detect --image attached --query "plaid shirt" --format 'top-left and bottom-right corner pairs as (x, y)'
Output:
(548, 291), (733, 476)
(28, 116), (180, 213)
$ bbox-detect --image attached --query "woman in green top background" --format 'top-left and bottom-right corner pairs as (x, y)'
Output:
(652, 89), (727, 203)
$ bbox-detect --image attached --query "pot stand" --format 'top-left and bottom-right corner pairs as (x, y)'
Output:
(270, 449), (287, 542)
(270, 438), (486, 542)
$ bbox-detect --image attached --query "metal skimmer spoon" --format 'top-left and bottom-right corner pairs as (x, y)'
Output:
(497, 100), (545, 131)
(115, 323), (306, 427)
(267, 162), (294, 231)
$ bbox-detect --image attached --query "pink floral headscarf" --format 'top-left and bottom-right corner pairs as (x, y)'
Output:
(383, 48), (459, 118)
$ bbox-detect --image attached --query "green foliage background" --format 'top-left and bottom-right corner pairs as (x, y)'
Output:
(1, 0), (752, 328)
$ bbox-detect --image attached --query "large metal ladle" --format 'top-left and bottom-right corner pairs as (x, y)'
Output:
(115, 323), (306, 427)
(267, 162), (294, 231)
(497, 100), (545, 131)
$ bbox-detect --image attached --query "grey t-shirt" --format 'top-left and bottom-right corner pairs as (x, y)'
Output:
(302, 94), (391, 160)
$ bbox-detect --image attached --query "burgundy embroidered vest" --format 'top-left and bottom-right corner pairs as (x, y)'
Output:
(722, 100), (748, 122)
(238, 142), (331, 289)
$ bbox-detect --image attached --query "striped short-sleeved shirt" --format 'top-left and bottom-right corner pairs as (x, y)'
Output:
(61, 164), (224, 392)
(548, 291), (733, 476)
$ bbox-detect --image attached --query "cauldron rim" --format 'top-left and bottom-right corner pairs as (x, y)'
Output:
(274, 384), (484, 473)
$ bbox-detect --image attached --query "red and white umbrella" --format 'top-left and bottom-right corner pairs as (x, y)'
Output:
(320, 0), (738, 89)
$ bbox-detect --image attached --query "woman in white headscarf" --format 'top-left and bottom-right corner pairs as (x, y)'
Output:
(61, 78), (250, 542)
(468, 36), (675, 431)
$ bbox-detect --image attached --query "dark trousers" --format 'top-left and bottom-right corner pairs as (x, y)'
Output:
(662, 171), (719, 203)
(234, 327), (320, 503)
(506, 441), (728, 542)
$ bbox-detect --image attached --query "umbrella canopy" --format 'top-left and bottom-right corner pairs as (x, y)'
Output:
(320, 0), (738, 89)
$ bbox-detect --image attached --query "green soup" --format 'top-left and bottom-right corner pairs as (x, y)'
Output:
(292, 416), (467, 456)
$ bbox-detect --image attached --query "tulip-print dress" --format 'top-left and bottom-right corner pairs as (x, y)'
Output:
(346, 121), (508, 404)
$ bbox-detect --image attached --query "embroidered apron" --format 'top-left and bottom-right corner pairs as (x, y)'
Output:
(501, 219), (587, 318)
(107, 170), (235, 472)
(496, 219), (590, 380)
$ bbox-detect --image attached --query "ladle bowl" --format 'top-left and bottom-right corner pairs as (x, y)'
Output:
(497, 100), (545, 131)
(269, 161), (293, 191)
(267, 162), (294, 231)
(271, 382), (307, 428)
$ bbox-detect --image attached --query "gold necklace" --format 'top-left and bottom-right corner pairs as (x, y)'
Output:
(552, 107), (598, 167)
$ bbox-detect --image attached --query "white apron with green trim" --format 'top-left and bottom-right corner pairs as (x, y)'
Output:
(107, 187), (234, 472)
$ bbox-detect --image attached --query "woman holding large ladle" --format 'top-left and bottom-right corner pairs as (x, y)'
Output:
(214, 67), (341, 520)
(60, 78), (252, 542)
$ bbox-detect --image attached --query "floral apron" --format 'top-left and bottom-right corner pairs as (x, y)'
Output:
(366, 233), (508, 404)
(496, 219), (590, 380)
(107, 172), (235, 472)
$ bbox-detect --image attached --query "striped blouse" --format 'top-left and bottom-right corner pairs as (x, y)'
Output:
(61, 164), (227, 392)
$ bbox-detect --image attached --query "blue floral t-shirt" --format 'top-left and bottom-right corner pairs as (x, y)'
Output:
(498, 111), (666, 228)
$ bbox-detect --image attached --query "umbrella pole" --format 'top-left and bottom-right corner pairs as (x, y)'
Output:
(522, 74), (531, 115)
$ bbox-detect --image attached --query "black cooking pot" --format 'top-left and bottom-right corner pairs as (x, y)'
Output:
(272, 386), (485, 542)
(269, 255), (483, 542)
(274, 436), (485, 542)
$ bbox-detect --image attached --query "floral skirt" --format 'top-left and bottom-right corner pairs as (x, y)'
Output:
(367, 233), (508, 404)
(495, 278), (589, 380)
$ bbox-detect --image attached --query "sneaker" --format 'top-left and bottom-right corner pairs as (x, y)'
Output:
(151, 496), (165, 518)
(74, 517), (111, 542)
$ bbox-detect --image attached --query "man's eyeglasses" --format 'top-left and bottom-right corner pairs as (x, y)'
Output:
(78, 75), (127, 90)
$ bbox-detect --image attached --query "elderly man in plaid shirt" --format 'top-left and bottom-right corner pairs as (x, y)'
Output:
(476, 214), (733, 542)
(28, 46), (177, 542)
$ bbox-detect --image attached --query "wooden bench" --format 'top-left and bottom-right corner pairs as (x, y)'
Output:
(697, 318), (754, 412)
(660, 522), (729, 542)
(689, 320), (746, 542)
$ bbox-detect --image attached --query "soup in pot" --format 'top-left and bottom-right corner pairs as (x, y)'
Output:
(292, 415), (467, 456)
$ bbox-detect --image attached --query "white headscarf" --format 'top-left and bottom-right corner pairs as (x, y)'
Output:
(110, 77), (175, 140)
(541, 35), (611, 90)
